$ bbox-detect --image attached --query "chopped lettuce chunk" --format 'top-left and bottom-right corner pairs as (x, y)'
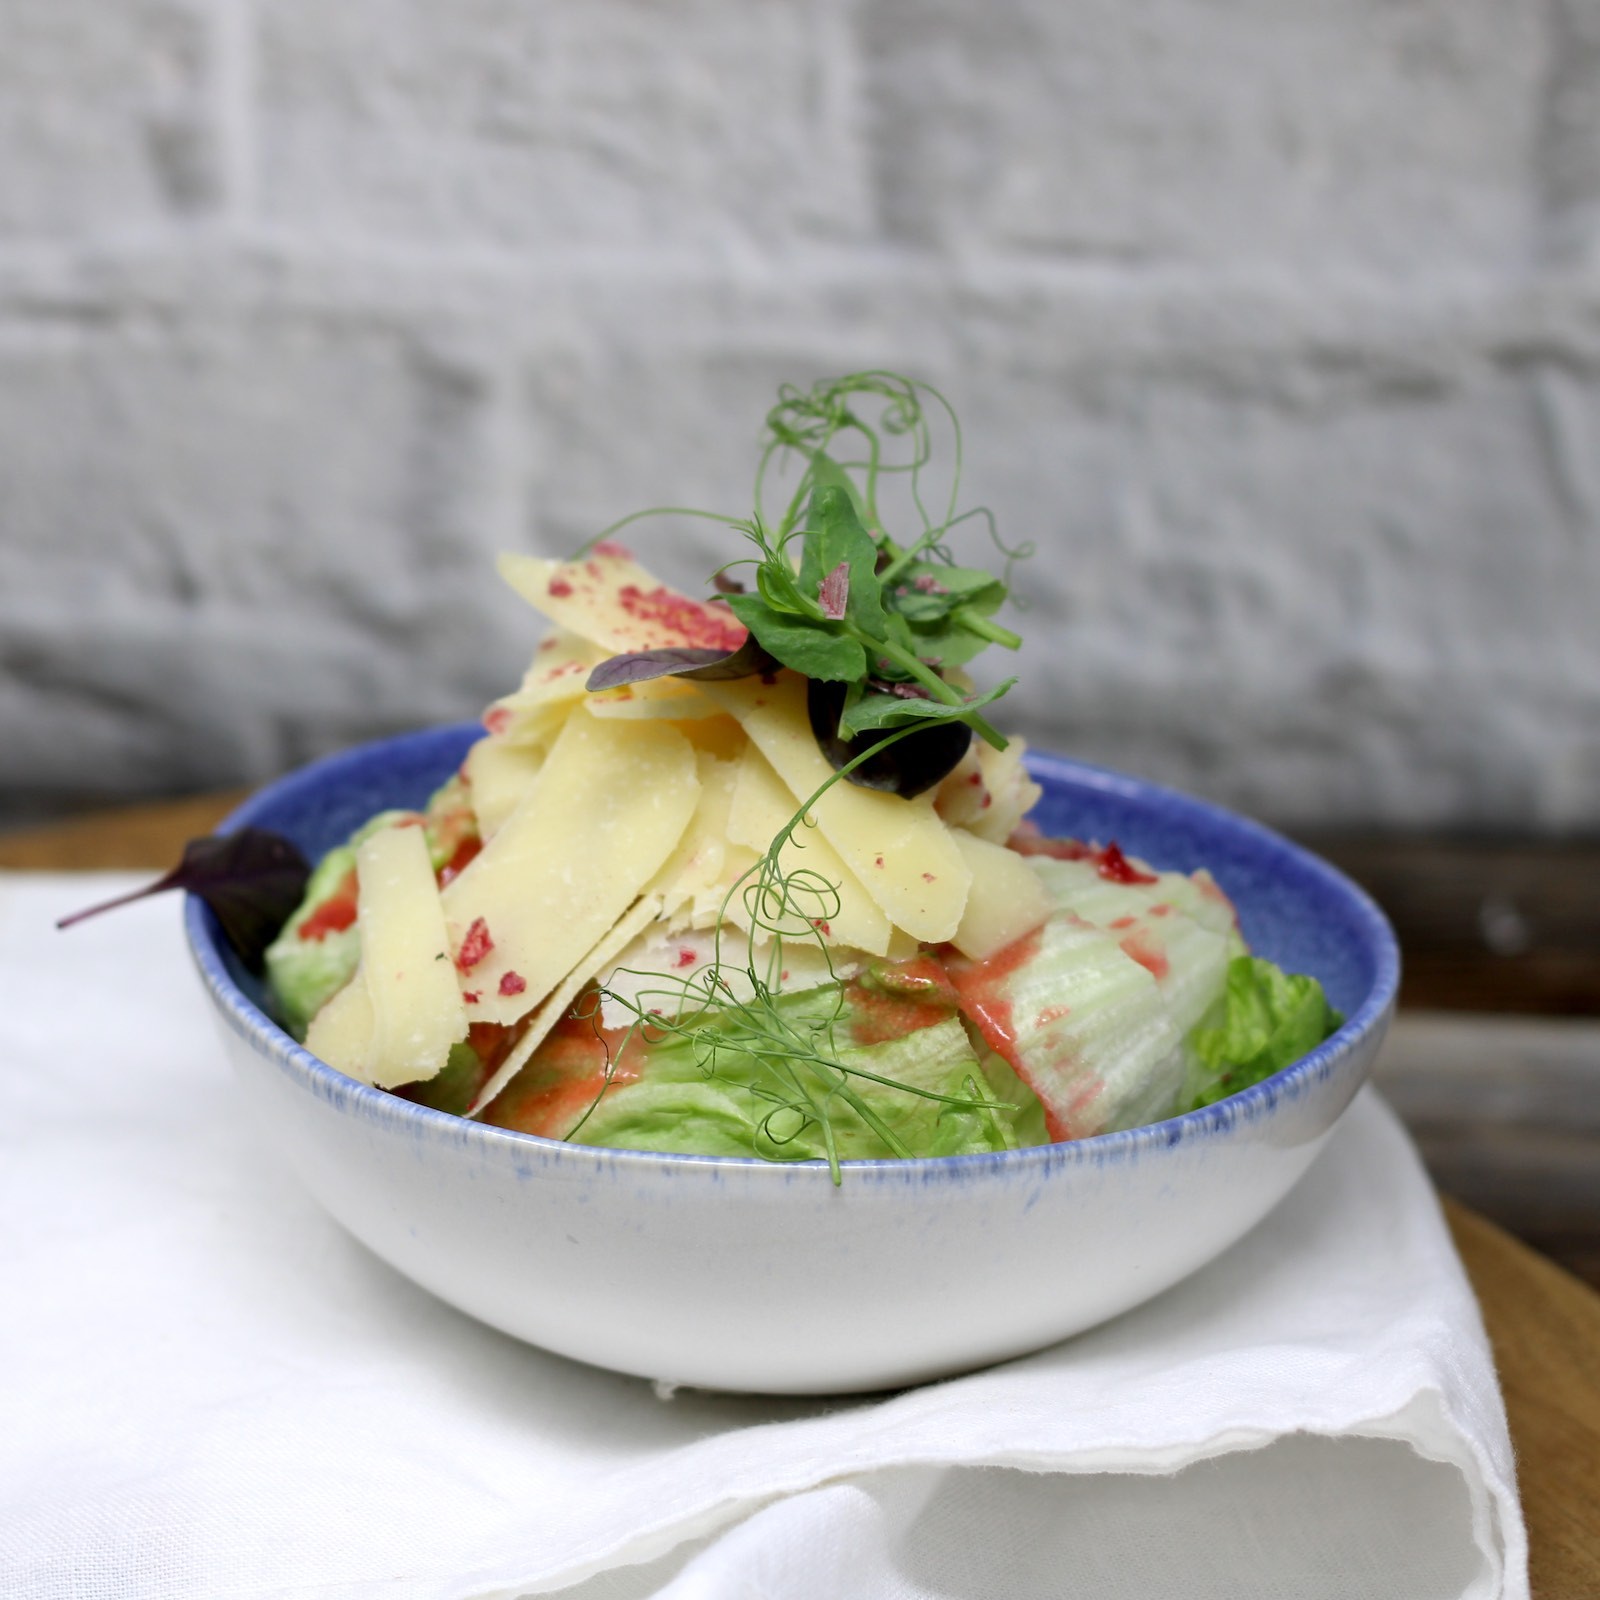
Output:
(1179, 956), (1343, 1112)
(265, 780), (480, 1040)
(493, 1001), (1020, 1162)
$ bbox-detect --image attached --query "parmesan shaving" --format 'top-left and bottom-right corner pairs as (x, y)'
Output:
(726, 744), (893, 956)
(698, 674), (973, 943)
(497, 547), (748, 656)
(587, 680), (723, 720)
(484, 630), (604, 730)
(463, 735), (546, 841)
(442, 706), (700, 1026)
(646, 753), (740, 919)
(947, 829), (1053, 960)
(303, 969), (376, 1084)
(469, 894), (664, 1117)
(354, 823), (469, 1088)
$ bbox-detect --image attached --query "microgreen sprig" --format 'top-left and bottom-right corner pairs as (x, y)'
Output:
(584, 372), (1031, 798)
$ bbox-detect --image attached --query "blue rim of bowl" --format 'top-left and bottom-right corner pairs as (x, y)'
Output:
(184, 729), (1400, 1184)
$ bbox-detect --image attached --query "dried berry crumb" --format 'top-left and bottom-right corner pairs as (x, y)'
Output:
(456, 917), (494, 971)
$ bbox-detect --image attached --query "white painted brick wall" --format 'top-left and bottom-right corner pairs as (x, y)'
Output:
(1, 0), (1597, 832)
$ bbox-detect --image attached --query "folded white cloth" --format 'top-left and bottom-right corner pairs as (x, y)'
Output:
(0, 874), (1527, 1600)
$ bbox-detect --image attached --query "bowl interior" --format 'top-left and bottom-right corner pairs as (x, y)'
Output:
(196, 723), (1397, 1130)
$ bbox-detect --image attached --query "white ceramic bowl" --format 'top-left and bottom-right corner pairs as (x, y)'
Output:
(186, 726), (1398, 1395)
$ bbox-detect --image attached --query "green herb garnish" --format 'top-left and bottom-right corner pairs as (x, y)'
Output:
(586, 371), (1032, 798)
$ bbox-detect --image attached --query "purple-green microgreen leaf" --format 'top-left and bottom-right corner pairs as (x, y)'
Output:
(585, 634), (778, 693)
(56, 828), (311, 972)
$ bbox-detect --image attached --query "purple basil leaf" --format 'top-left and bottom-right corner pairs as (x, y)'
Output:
(586, 633), (778, 692)
(818, 560), (850, 621)
(806, 678), (973, 799)
(56, 828), (311, 972)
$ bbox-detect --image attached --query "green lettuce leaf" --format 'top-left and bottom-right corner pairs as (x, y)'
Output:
(566, 1012), (1019, 1162)
(1180, 956), (1342, 1112)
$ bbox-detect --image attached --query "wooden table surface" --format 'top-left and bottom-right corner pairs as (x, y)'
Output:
(4, 795), (1598, 1597)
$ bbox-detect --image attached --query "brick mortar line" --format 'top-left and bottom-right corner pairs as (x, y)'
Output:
(0, 240), (1594, 307)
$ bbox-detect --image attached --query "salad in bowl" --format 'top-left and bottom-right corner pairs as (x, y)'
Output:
(258, 374), (1340, 1179)
(83, 372), (1392, 1391)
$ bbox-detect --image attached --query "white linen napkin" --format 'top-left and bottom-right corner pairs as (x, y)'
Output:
(0, 874), (1527, 1600)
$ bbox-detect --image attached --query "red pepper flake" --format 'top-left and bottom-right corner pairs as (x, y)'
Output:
(456, 917), (494, 972)
(482, 706), (513, 736)
(547, 577), (574, 599)
(499, 971), (527, 997)
(463, 990), (481, 1004)
(615, 583), (747, 650)
(1109, 915), (1136, 930)
(874, 855), (885, 868)
(968, 772), (983, 786)
(921, 872), (936, 883)
(674, 947), (698, 969)
(297, 870), (358, 942)
(811, 919), (832, 936)
(593, 539), (632, 559)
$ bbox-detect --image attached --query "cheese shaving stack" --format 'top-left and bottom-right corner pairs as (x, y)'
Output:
(308, 544), (1045, 1109)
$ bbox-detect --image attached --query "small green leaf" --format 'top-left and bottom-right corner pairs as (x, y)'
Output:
(802, 487), (890, 638)
(805, 451), (872, 529)
(899, 599), (1017, 669)
(755, 559), (819, 618)
(807, 678), (974, 797)
(725, 593), (866, 682)
(884, 563), (1005, 624)
(838, 678), (1017, 737)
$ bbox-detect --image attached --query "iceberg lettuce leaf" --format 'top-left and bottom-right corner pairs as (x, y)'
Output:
(1180, 956), (1342, 1112)
(565, 1012), (1019, 1162)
